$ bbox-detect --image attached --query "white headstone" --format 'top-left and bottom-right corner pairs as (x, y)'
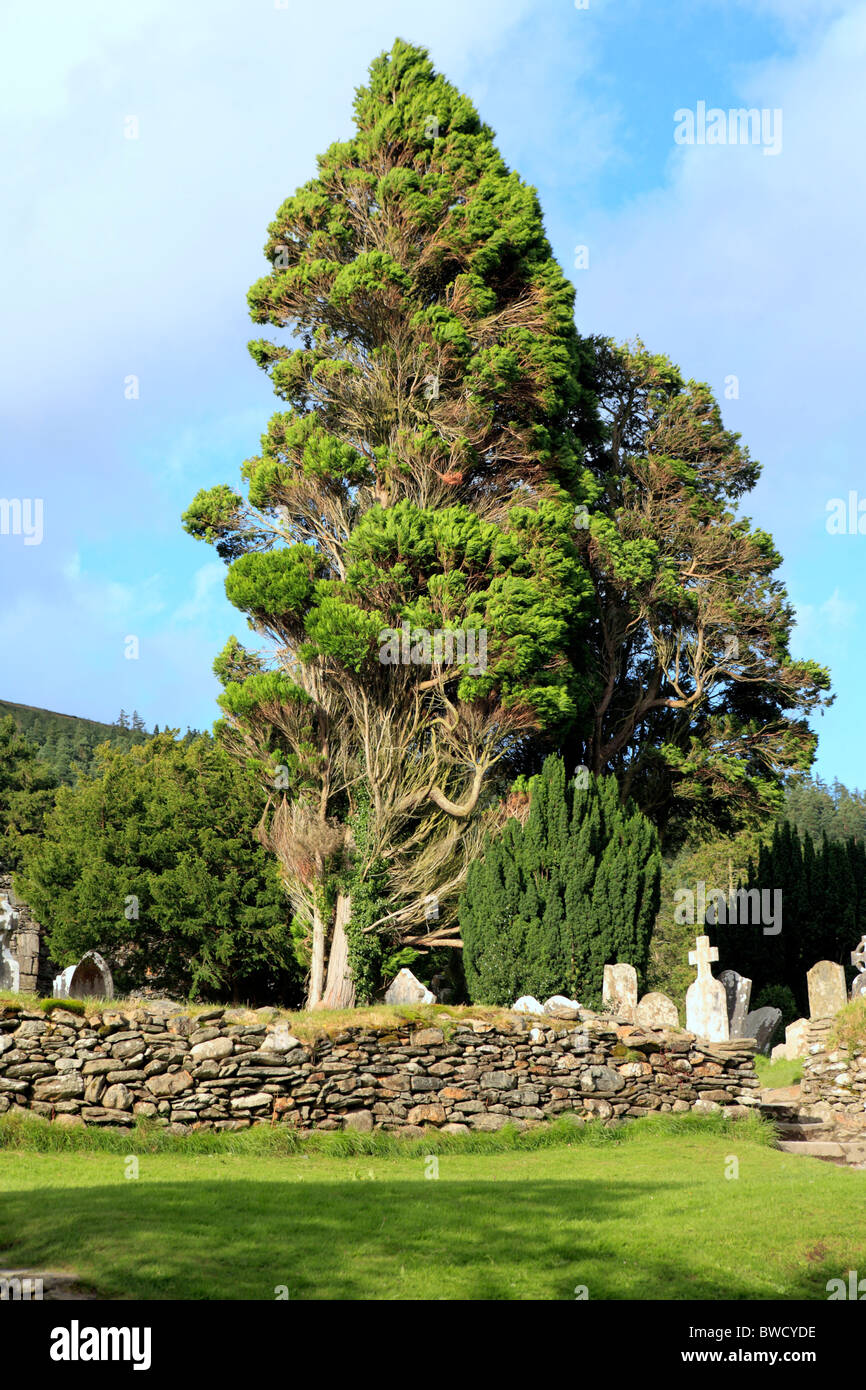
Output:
(0, 941), (20, 993)
(850, 938), (866, 1000)
(0, 892), (19, 993)
(512, 995), (544, 1015)
(602, 963), (638, 1021)
(383, 967), (434, 1005)
(262, 1022), (302, 1053)
(784, 1017), (810, 1059)
(685, 935), (729, 1041)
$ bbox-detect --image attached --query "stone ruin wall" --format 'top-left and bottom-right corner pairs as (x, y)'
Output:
(0, 1001), (759, 1134)
(0, 873), (54, 997)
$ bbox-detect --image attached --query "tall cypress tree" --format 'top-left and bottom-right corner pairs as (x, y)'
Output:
(183, 41), (598, 1008)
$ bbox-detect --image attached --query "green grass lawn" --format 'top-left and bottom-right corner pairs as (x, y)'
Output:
(754, 1055), (804, 1089)
(1, 1116), (863, 1300)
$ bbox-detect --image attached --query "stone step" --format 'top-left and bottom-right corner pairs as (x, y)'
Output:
(775, 1120), (832, 1141)
(777, 1140), (848, 1161)
(756, 1101), (803, 1122)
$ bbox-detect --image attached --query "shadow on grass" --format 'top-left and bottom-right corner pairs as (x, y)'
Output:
(0, 1173), (840, 1302)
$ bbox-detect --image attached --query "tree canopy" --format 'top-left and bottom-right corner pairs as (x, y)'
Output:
(15, 732), (300, 1004)
(567, 339), (831, 849)
(0, 715), (57, 871)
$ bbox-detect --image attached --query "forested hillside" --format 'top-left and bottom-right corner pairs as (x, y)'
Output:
(0, 700), (153, 783)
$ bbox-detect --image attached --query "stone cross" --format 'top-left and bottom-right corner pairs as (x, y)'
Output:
(689, 935), (719, 978)
(685, 935), (729, 1041)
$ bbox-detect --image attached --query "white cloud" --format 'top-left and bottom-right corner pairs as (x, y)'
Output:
(575, 3), (866, 535)
(61, 553), (166, 622)
(793, 588), (858, 640)
(172, 562), (226, 624)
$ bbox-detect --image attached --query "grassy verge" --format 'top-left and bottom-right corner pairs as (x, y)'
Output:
(830, 996), (866, 1052)
(754, 1055), (803, 1089)
(0, 1108), (771, 1158)
(0, 1115), (861, 1301)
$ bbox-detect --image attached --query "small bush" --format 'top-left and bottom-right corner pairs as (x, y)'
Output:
(753, 983), (799, 1029)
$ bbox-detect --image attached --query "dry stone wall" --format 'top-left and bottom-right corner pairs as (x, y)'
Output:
(800, 1019), (866, 1124)
(0, 1001), (760, 1133)
(769, 1018), (866, 1164)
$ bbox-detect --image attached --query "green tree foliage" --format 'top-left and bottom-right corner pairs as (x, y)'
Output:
(0, 716), (57, 871)
(15, 733), (300, 1004)
(460, 757), (660, 1007)
(569, 340), (832, 850)
(182, 40), (598, 1006)
(647, 825), (769, 1005)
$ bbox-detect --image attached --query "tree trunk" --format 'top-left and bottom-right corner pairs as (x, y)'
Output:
(321, 892), (356, 1009)
(306, 900), (326, 1010)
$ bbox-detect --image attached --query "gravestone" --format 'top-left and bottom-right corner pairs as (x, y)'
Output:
(719, 969), (752, 1037)
(851, 938), (866, 1000)
(602, 963), (638, 1021)
(52, 951), (113, 1002)
(806, 960), (847, 1019)
(0, 939), (19, 993)
(0, 892), (19, 993)
(262, 1022), (301, 1054)
(543, 995), (581, 1020)
(384, 968), (435, 1006)
(785, 1016), (809, 1059)
(743, 1006), (782, 1055)
(512, 995), (544, 1015)
(685, 935), (729, 1041)
(634, 991), (679, 1030)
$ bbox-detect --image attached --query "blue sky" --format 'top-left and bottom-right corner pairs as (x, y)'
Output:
(1, 0), (863, 785)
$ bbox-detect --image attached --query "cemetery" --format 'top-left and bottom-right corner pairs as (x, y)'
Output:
(1, 19), (865, 1319)
(2, 934), (865, 1163)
